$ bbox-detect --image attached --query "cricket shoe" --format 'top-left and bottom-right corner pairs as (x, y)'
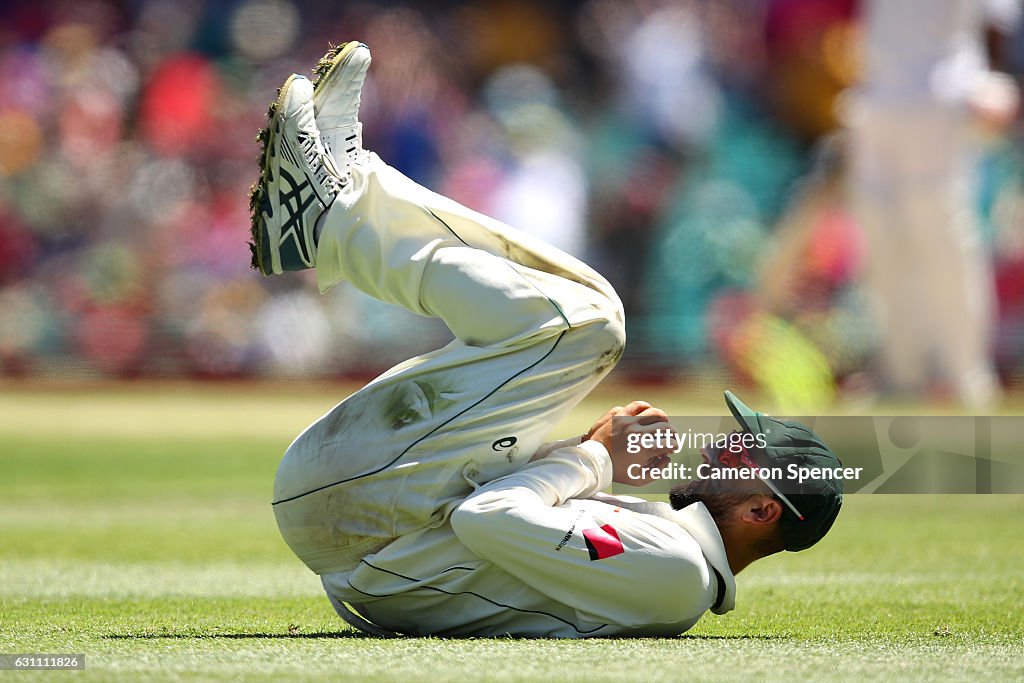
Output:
(311, 41), (371, 167)
(248, 74), (345, 275)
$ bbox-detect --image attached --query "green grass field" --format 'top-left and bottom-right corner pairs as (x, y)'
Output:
(1, 384), (1022, 682)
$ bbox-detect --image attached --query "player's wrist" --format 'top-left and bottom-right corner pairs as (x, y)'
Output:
(576, 439), (614, 492)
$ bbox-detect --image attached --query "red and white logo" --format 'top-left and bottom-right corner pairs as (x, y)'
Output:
(582, 525), (624, 561)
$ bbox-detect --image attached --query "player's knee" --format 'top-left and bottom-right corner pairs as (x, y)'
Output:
(575, 294), (626, 373)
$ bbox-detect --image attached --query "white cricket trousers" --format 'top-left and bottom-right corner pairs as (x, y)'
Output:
(273, 153), (625, 575)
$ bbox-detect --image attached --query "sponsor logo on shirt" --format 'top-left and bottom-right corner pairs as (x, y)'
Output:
(582, 525), (625, 561)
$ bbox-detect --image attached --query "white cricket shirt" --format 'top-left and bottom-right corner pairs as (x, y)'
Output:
(321, 440), (736, 637)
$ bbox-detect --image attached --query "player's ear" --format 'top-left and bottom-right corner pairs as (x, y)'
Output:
(742, 494), (782, 526)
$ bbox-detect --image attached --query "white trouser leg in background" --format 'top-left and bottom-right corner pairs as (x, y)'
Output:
(849, 0), (998, 407)
(273, 153), (626, 575)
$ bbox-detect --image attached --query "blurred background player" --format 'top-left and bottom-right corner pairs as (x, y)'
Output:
(846, 0), (1022, 408)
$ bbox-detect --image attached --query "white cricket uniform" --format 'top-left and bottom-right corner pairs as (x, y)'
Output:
(273, 152), (736, 637)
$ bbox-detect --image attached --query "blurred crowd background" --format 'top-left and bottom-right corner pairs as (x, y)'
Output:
(1, 0), (1023, 409)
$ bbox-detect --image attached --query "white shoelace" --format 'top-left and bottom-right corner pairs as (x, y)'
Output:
(297, 131), (344, 193)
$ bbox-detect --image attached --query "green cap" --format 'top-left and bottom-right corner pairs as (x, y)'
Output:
(724, 390), (843, 552)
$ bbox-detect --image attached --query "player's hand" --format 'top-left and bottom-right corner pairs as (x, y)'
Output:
(584, 401), (675, 486)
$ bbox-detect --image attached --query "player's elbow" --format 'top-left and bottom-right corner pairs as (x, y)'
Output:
(641, 555), (719, 625)
(450, 492), (506, 544)
(449, 500), (478, 536)
(451, 489), (535, 552)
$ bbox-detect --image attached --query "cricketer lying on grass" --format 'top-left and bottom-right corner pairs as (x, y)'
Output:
(249, 42), (845, 638)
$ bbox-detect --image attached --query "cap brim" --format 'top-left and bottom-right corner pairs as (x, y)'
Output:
(724, 390), (761, 436)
